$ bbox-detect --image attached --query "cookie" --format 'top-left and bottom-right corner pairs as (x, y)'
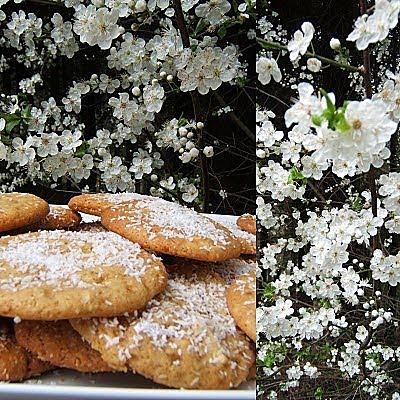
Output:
(8, 206), (81, 234)
(33, 205), (81, 231)
(226, 272), (256, 342)
(101, 200), (241, 262)
(71, 269), (255, 389)
(14, 320), (113, 373)
(164, 257), (255, 285)
(68, 193), (155, 217)
(0, 193), (49, 233)
(0, 319), (53, 381)
(208, 216), (256, 255)
(237, 214), (256, 235)
(0, 230), (167, 320)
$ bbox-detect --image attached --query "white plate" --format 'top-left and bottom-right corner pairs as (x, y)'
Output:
(0, 208), (255, 399)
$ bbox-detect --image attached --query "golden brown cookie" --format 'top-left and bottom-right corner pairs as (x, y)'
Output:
(34, 205), (81, 231)
(14, 320), (113, 373)
(209, 217), (256, 255)
(8, 206), (81, 234)
(71, 268), (255, 389)
(237, 214), (256, 235)
(101, 200), (241, 262)
(68, 193), (155, 217)
(164, 257), (256, 285)
(226, 272), (256, 342)
(0, 230), (167, 320)
(0, 193), (49, 233)
(0, 319), (53, 381)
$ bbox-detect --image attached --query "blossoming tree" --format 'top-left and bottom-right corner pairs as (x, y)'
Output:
(0, 0), (255, 213)
(257, 0), (400, 398)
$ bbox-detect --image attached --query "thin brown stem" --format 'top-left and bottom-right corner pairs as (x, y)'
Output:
(359, 0), (379, 251)
(173, 0), (210, 212)
(214, 92), (255, 141)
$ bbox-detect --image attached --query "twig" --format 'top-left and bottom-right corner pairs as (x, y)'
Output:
(214, 92), (255, 141)
(173, 0), (210, 212)
(359, 0), (379, 252)
(257, 38), (362, 73)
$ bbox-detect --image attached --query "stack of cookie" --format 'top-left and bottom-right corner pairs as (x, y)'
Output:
(0, 192), (256, 390)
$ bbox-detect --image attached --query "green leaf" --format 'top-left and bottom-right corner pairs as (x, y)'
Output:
(262, 353), (276, 369)
(314, 387), (324, 400)
(288, 167), (307, 185)
(218, 25), (227, 38)
(319, 89), (335, 114)
(192, 18), (207, 37)
(335, 107), (351, 132)
(311, 114), (323, 126)
(74, 142), (89, 158)
(262, 283), (276, 300)
(6, 118), (21, 133)
(319, 299), (331, 308)
(21, 105), (32, 120)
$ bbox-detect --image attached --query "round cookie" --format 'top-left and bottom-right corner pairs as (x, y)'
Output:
(237, 214), (256, 235)
(164, 257), (256, 285)
(8, 206), (81, 234)
(226, 272), (256, 342)
(0, 319), (53, 381)
(68, 193), (155, 217)
(14, 320), (113, 373)
(208, 216), (256, 255)
(71, 269), (255, 389)
(0, 230), (168, 320)
(0, 193), (49, 233)
(33, 205), (81, 231)
(101, 200), (241, 262)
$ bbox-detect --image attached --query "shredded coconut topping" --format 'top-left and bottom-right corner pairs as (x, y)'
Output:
(110, 200), (233, 247)
(212, 217), (256, 242)
(103, 272), (246, 360)
(0, 230), (157, 291)
(96, 193), (155, 203)
(231, 273), (256, 307)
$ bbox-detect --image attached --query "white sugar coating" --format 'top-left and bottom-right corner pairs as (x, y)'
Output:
(0, 230), (159, 291)
(210, 259), (256, 285)
(86, 271), (250, 363)
(210, 216), (256, 242)
(96, 193), (155, 203)
(48, 205), (68, 216)
(234, 273), (256, 302)
(111, 200), (234, 247)
(124, 272), (240, 356)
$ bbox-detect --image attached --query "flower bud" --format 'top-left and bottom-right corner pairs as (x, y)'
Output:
(330, 38), (341, 50)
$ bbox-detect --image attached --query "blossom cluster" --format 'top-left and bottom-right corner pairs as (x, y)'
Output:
(257, 2), (400, 399)
(0, 0), (254, 206)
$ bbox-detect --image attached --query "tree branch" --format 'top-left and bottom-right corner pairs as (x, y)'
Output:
(173, 0), (210, 212)
(214, 92), (255, 141)
(257, 38), (362, 73)
(359, 0), (379, 252)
